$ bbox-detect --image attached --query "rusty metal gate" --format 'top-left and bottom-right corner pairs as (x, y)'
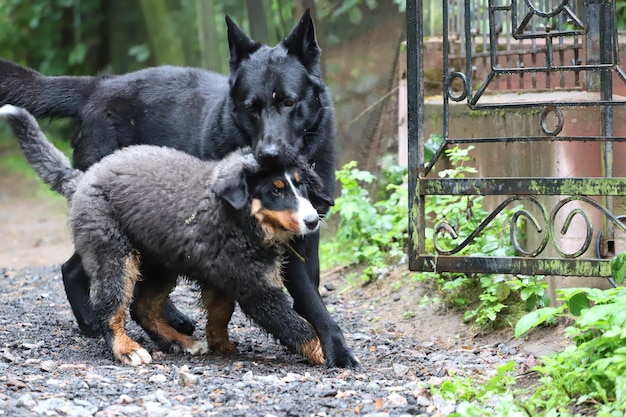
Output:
(406, 0), (626, 281)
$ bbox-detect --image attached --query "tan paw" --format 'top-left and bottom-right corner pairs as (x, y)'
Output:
(119, 348), (152, 366)
(185, 340), (209, 355)
(210, 339), (238, 355)
(301, 338), (324, 365)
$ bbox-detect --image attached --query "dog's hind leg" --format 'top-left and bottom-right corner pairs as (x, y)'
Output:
(201, 288), (237, 354)
(130, 263), (196, 336)
(132, 272), (207, 356)
(86, 251), (151, 366)
(61, 252), (100, 337)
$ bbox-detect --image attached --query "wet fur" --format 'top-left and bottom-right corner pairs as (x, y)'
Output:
(0, 10), (359, 369)
(0, 105), (325, 366)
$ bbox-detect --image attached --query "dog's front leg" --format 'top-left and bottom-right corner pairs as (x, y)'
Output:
(238, 288), (324, 366)
(283, 233), (361, 369)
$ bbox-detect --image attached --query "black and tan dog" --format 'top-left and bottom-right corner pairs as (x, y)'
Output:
(0, 10), (359, 368)
(0, 104), (330, 366)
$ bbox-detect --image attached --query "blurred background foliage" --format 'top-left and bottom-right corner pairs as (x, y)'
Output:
(0, 0), (405, 170)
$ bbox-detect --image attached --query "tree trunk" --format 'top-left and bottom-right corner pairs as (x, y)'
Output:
(246, 0), (270, 44)
(138, 0), (186, 66)
(195, 0), (224, 73)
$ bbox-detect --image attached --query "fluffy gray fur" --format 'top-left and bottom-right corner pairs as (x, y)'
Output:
(0, 104), (322, 366)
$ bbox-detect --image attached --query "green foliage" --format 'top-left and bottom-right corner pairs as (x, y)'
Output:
(617, 0), (626, 31)
(320, 160), (408, 282)
(431, 361), (519, 414)
(510, 254), (626, 415)
(431, 256), (626, 416)
(0, 0), (103, 75)
(420, 144), (549, 327)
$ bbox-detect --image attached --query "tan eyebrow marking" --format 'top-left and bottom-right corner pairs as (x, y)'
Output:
(294, 171), (301, 184)
(274, 180), (285, 189)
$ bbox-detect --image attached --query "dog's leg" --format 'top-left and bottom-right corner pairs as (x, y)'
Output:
(237, 285), (324, 366)
(88, 251), (151, 366)
(129, 263), (196, 336)
(61, 252), (100, 336)
(132, 275), (207, 356)
(201, 288), (237, 354)
(283, 233), (361, 369)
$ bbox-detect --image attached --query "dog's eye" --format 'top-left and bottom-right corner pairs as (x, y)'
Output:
(271, 188), (283, 197)
(283, 98), (295, 107)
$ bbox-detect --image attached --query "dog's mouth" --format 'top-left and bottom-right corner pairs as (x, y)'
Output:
(250, 199), (315, 243)
(254, 140), (300, 166)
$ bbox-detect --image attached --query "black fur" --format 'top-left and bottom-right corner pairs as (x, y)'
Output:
(0, 104), (328, 366)
(0, 10), (358, 368)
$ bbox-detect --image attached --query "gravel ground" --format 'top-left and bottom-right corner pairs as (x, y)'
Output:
(0, 265), (533, 417)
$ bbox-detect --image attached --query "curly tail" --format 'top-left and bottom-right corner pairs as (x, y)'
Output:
(0, 104), (82, 200)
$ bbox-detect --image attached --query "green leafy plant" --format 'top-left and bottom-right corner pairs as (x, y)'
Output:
(320, 160), (408, 282)
(512, 252), (626, 414)
(421, 144), (548, 327)
(428, 253), (626, 417)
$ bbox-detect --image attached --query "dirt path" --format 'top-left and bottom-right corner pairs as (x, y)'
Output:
(0, 171), (72, 269)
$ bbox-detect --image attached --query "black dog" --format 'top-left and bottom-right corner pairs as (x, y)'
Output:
(0, 10), (358, 368)
(1, 104), (328, 366)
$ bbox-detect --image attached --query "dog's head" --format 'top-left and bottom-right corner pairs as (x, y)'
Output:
(212, 149), (333, 242)
(225, 9), (334, 166)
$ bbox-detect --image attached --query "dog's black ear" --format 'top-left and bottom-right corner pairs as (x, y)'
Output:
(215, 173), (249, 210)
(302, 162), (334, 217)
(283, 8), (321, 72)
(310, 187), (334, 218)
(225, 15), (262, 71)
(212, 152), (260, 210)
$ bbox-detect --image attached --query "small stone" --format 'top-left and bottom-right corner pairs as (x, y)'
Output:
(178, 371), (199, 387)
(2, 349), (20, 363)
(149, 374), (167, 384)
(21, 341), (44, 350)
(40, 360), (57, 372)
(393, 363), (410, 377)
(118, 394), (134, 404)
(16, 393), (36, 408)
(385, 392), (408, 408)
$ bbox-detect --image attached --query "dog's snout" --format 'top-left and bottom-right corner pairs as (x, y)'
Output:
(257, 142), (281, 160)
(304, 214), (320, 231)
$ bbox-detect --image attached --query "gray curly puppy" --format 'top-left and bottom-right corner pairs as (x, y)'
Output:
(0, 104), (330, 366)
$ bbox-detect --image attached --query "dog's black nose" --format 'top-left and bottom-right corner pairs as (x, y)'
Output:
(257, 143), (280, 161)
(304, 215), (320, 231)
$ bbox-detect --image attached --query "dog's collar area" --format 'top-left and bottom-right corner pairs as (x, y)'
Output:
(282, 242), (305, 263)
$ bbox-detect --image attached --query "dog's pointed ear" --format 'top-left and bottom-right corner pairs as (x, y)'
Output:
(301, 160), (334, 216)
(226, 15), (262, 71)
(310, 188), (334, 218)
(282, 8), (321, 72)
(212, 152), (260, 210)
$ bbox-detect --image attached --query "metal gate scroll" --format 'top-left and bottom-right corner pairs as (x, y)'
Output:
(406, 0), (626, 279)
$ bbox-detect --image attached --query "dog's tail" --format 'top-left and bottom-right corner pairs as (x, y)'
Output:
(0, 58), (93, 118)
(0, 105), (82, 200)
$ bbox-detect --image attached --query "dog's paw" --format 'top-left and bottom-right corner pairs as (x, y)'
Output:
(301, 338), (325, 366)
(185, 340), (209, 355)
(324, 350), (361, 370)
(210, 339), (238, 355)
(119, 348), (152, 366)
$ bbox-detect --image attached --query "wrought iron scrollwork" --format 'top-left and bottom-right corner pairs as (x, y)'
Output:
(433, 195), (626, 260)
